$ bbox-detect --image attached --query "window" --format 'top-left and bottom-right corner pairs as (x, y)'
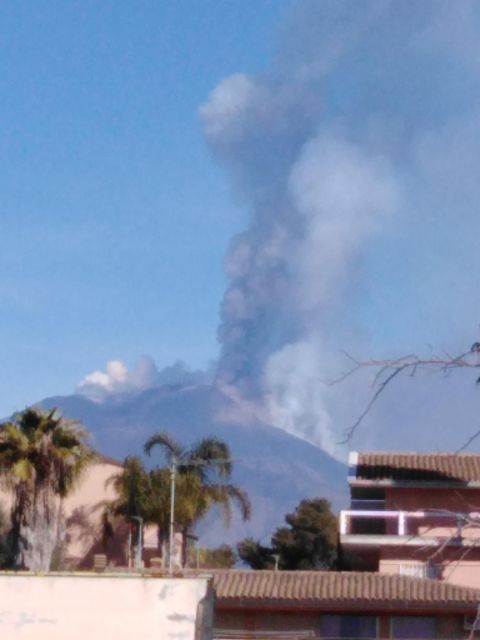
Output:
(390, 616), (435, 639)
(350, 487), (385, 511)
(321, 615), (377, 638)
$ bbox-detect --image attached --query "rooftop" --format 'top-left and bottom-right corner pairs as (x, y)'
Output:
(209, 570), (480, 611)
(351, 452), (480, 485)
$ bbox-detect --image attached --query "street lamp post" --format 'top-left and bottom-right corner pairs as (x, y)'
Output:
(167, 455), (237, 574)
(168, 457), (177, 574)
(131, 516), (144, 569)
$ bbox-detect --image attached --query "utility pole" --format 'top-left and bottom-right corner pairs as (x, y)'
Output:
(131, 516), (144, 569)
(168, 457), (177, 574)
(167, 455), (238, 573)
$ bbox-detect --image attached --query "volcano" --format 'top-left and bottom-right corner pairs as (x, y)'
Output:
(38, 383), (346, 546)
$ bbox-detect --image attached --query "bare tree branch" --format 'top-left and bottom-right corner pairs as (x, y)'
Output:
(331, 347), (480, 442)
(456, 428), (480, 454)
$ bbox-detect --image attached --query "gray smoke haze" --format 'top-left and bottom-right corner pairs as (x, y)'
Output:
(200, 1), (480, 457)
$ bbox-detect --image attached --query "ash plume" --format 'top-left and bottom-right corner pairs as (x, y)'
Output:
(200, 0), (480, 456)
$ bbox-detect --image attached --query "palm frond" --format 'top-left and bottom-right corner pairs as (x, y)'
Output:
(223, 484), (252, 522)
(188, 437), (232, 479)
(144, 431), (184, 461)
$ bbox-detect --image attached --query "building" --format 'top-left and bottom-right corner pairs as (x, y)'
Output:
(340, 452), (480, 589)
(210, 569), (480, 639)
(62, 454), (128, 567)
(206, 451), (480, 639)
(0, 454), (129, 568)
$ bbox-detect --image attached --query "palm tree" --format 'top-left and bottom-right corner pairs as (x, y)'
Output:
(0, 407), (93, 571)
(101, 455), (152, 566)
(144, 432), (251, 567)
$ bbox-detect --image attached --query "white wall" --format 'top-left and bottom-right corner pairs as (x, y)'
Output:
(0, 574), (213, 640)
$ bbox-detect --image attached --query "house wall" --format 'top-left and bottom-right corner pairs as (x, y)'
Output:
(380, 486), (480, 588)
(62, 461), (126, 567)
(385, 486), (480, 517)
(380, 551), (480, 590)
(215, 608), (470, 639)
(0, 460), (128, 568)
(0, 573), (213, 640)
(378, 546), (480, 589)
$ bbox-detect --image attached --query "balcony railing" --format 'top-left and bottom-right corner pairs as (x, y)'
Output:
(398, 562), (441, 579)
(339, 509), (480, 537)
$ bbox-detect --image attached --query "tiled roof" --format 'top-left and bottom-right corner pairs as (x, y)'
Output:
(211, 570), (480, 610)
(355, 452), (480, 484)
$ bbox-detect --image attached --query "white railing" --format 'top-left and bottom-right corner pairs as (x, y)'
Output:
(339, 509), (480, 536)
(398, 562), (441, 579)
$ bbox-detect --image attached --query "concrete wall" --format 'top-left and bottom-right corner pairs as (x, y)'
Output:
(0, 574), (213, 640)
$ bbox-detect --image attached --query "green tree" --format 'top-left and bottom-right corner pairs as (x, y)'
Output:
(238, 498), (337, 571)
(144, 432), (251, 566)
(195, 544), (236, 569)
(237, 537), (274, 570)
(0, 408), (93, 571)
(102, 455), (152, 564)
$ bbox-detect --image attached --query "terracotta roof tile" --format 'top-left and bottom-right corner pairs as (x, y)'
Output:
(209, 570), (480, 610)
(355, 452), (480, 484)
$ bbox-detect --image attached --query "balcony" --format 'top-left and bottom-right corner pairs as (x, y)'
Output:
(339, 509), (480, 547)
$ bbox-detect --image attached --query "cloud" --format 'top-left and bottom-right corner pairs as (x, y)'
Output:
(77, 357), (213, 402)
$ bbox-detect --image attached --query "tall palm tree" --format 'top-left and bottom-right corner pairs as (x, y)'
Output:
(144, 432), (251, 566)
(101, 455), (152, 566)
(0, 407), (93, 571)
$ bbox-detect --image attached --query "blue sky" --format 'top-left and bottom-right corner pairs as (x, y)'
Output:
(2, 0), (480, 457)
(0, 1), (290, 414)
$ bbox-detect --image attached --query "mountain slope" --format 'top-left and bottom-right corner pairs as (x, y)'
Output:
(39, 384), (347, 546)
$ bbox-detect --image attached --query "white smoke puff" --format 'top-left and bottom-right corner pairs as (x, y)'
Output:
(80, 360), (128, 392)
(77, 357), (159, 401)
(199, 74), (260, 145)
(77, 358), (214, 402)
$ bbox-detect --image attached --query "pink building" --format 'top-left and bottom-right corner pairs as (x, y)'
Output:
(340, 451), (480, 589)
(206, 451), (480, 639)
(0, 454), (133, 568)
(209, 569), (480, 639)
(0, 453), (188, 570)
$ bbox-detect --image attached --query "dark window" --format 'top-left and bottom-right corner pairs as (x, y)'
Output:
(321, 614), (377, 638)
(350, 487), (385, 501)
(391, 616), (435, 639)
(350, 488), (385, 510)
